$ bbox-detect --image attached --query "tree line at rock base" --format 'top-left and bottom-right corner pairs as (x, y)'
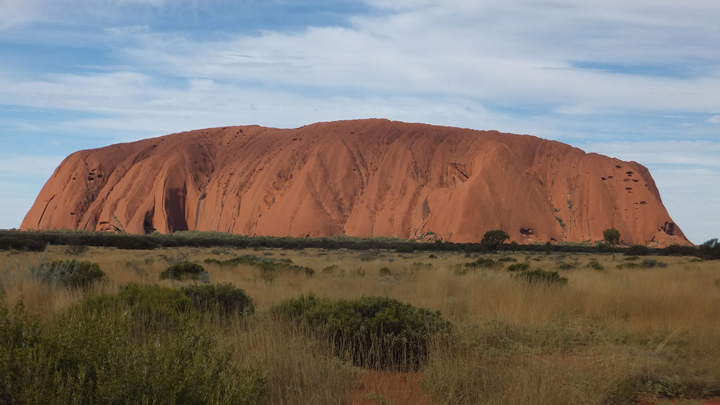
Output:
(0, 229), (717, 260)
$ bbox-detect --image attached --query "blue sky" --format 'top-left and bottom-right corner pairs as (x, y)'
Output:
(1, 0), (718, 244)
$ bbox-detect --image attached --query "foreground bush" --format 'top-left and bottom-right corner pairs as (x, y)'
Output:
(513, 269), (568, 286)
(507, 262), (531, 272)
(31, 259), (106, 290)
(0, 297), (266, 404)
(273, 294), (451, 370)
(181, 283), (254, 316)
(160, 262), (209, 282)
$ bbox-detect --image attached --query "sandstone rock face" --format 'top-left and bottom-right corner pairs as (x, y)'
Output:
(21, 119), (690, 246)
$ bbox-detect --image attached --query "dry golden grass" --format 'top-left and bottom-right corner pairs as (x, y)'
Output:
(2, 246), (719, 404)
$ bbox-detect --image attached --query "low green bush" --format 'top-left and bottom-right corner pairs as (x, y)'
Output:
(497, 257), (517, 263)
(205, 255), (314, 279)
(556, 262), (576, 270)
(507, 263), (531, 272)
(160, 262), (209, 282)
(180, 283), (254, 316)
(641, 259), (667, 268)
(31, 259), (106, 290)
(379, 267), (392, 276)
(272, 295), (451, 370)
(513, 269), (568, 286)
(0, 295), (265, 404)
(587, 260), (604, 270)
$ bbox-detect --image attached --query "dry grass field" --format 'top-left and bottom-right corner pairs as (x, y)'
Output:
(1, 245), (719, 404)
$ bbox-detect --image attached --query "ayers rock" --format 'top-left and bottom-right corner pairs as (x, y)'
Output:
(22, 119), (690, 246)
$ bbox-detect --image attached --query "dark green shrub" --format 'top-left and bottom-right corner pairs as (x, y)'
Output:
(273, 295), (450, 370)
(641, 259), (667, 268)
(84, 284), (193, 333)
(507, 263), (531, 272)
(272, 293), (323, 320)
(0, 236), (47, 251)
(395, 244), (415, 253)
(616, 262), (640, 269)
(32, 260), (106, 290)
(379, 267), (392, 276)
(160, 262), (209, 282)
(0, 295), (266, 404)
(557, 262), (576, 270)
(456, 257), (502, 274)
(625, 245), (650, 256)
(180, 283), (254, 316)
(514, 269), (567, 286)
(498, 257), (517, 263)
(587, 260), (604, 270)
(624, 256), (640, 261)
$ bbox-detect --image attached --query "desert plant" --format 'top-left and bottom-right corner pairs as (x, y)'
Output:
(513, 269), (568, 286)
(31, 259), (106, 290)
(604, 227), (621, 260)
(272, 295), (451, 370)
(641, 258), (667, 268)
(557, 262), (576, 270)
(507, 262), (531, 272)
(379, 267), (392, 277)
(587, 260), (604, 270)
(0, 294), (266, 404)
(181, 283), (255, 316)
(481, 230), (510, 252)
(160, 262), (209, 282)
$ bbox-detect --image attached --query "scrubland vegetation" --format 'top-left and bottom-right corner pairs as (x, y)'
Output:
(1, 240), (720, 404)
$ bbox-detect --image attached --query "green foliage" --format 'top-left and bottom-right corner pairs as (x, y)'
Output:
(697, 238), (720, 260)
(379, 267), (392, 277)
(604, 371), (710, 404)
(272, 295), (451, 370)
(507, 263), (531, 272)
(205, 255), (314, 279)
(587, 260), (604, 270)
(641, 259), (667, 268)
(625, 245), (650, 256)
(497, 257), (517, 263)
(616, 262), (640, 269)
(603, 228), (621, 246)
(556, 262), (576, 270)
(180, 283), (254, 316)
(0, 235), (46, 251)
(481, 230), (510, 252)
(513, 269), (568, 286)
(544, 242), (553, 255)
(395, 244), (415, 253)
(160, 262), (210, 282)
(0, 295), (265, 404)
(31, 259), (106, 290)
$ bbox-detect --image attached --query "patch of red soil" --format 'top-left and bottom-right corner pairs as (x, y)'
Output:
(347, 370), (429, 405)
